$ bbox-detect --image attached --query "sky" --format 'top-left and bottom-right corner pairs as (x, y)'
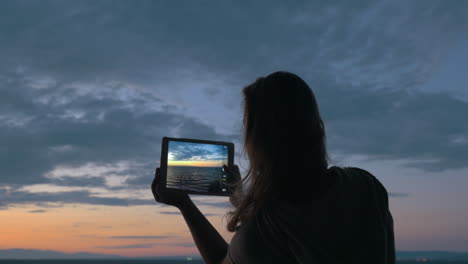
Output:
(1, 0), (468, 258)
(167, 141), (228, 167)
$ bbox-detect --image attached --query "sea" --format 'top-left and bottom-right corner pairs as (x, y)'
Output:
(0, 261), (204, 264)
(166, 166), (225, 192)
(1, 260), (468, 264)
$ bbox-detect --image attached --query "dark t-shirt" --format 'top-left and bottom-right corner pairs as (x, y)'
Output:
(227, 166), (395, 264)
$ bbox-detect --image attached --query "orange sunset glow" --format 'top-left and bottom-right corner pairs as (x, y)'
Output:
(0, 202), (234, 257)
(167, 160), (222, 167)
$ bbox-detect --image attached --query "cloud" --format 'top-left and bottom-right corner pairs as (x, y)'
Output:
(168, 141), (227, 161)
(388, 192), (410, 198)
(28, 209), (47, 213)
(169, 143), (215, 161)
(171, 243), (196, 248)
(323, 87), (468, 171)
(45, 161), (140, 188)
(159, 211), (181, 215)
(96, 242), (195, 249)
(1, 188), (154, 207)
(1, 0), (468, 209)
(0, 249), (123, 259)
(107, 236), (171, 239)
(97, 243), (156, 249)
(159, 211), (221, 217)
(1, 181), (233, 209)
(191, 196), (232, 209)
(0, 67), (234, 208)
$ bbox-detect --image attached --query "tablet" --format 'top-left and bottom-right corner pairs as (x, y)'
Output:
(160, 137), (235, 196)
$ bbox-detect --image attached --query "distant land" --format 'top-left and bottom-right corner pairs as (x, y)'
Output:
(0, 249), (200, 260)
(1, 249), (468, 261)
(397, 251), (468, 261)
(0, 249), (124, 259)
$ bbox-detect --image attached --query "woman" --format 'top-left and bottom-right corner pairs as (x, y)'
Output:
(152, 71), (395, 264)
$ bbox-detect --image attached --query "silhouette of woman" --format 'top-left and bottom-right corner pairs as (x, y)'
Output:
(152, 71), (395, 264)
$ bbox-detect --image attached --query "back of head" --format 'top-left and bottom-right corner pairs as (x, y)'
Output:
(227, 71), (328, 231)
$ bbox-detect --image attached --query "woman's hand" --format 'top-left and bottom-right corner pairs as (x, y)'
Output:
(151, 167), (191, 209)
(152, 168), (229, 264)
(223, 164), (242, 207)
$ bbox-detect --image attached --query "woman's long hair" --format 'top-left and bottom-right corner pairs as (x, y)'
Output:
(227, 71), (329, 232)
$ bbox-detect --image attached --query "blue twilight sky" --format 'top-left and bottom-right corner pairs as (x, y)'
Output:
(168, 141), (228, 162)
(1, 0), (468, 252)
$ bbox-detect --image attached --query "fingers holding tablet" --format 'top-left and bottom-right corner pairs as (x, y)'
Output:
(224, 164), (241, 189)
(151, 166), (190, 208)
(151, 168), (160, 201)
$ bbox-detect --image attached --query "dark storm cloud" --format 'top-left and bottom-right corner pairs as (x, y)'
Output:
(1, 0), (468, 208)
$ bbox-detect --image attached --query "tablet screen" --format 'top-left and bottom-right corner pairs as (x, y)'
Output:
(166, 140), (230, 194)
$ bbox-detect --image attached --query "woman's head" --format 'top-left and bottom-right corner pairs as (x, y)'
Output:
(227, 71), (328, 231)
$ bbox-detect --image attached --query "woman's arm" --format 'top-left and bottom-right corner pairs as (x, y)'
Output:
(151, 167), (239, 264)
(178, 198), (228, 264)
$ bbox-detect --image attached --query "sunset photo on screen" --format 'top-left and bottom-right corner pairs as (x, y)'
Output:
(167, 141), (229, 193)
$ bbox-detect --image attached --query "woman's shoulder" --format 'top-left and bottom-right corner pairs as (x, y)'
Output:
(327, 165), (373, 177)
(328, 165), (380, 184)
(328, 165), (390, 204)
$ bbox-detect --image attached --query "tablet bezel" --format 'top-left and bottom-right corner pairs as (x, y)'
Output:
(160, 137), (235, 196)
